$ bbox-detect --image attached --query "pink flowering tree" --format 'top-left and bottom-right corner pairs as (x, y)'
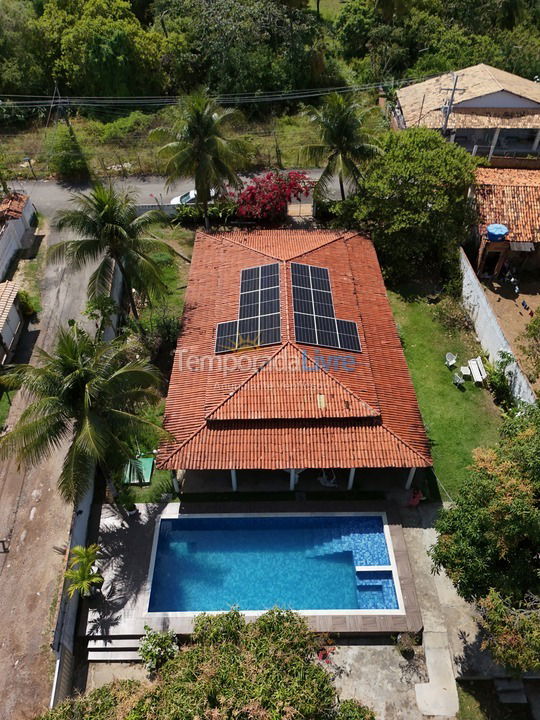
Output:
(236, 171), (315, 224)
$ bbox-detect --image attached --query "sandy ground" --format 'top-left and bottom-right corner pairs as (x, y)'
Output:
(0, 223), (97, 720)
(482, 276), (540, 388)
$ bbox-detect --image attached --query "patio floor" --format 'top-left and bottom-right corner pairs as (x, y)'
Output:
(84, 499), (422, 640)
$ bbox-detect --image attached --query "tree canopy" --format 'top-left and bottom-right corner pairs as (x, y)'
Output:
(337, 127), (477, 281)
(430, 404), (540, 671)
(36, 609), (375, 720)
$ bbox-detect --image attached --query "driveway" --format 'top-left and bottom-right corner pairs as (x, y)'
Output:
(0, 221), (98, 720)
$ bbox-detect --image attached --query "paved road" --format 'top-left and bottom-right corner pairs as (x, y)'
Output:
(14, 169), (331, 217)
(0, 221), (98, 719)
(0, 169), (332, 719)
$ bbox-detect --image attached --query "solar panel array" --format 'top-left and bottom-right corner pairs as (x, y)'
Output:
(291, 263), (361, 352)
(215, 263), (281, 353)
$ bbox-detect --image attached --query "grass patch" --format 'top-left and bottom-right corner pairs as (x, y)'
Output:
(389, 291), (502, 499)
(0, 392), (12, 429)
(1, 112), (323, 180)
(457, 681), (532, 720)
(308, 0), (344, 20)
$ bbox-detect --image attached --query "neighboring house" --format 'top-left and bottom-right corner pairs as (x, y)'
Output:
(394, 64), (540, 158)
(0, 192), (34, 281)
(474, 168), (540, 276)
(0, 281), (23, 365)
(158, 229), (431, 490)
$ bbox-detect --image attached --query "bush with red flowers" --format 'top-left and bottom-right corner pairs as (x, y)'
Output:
(236, 171), (315, 224)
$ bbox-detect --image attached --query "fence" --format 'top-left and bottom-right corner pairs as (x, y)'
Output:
(460, 248), (536, 404)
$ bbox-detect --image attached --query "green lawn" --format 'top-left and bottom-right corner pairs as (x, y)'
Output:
(389, 292), (502, 499)
(308, 0), (344, 20)
(458, 682), (532, 720)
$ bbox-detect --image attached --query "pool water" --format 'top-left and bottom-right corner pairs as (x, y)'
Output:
(148, 515), (400, 612)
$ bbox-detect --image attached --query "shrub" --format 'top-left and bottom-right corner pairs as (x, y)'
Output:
(17, 289), (38, 317)
(138, 624), (179, 673)
(336, 699), (376, 720)
(433, 296), (473, 333)
(236, 171), (315, 224)
(43, 124), (91, 181)
(519, 313), (540, 381)
(173, 200), (238, 227)
(487, 350), (515, 410)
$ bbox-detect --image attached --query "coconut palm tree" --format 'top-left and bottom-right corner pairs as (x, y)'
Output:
(65, 544), (104, 598)
(302, 94), (383, 201)
(152, 90), (244, 230)
(0, 324), (161, 504)
(51, 183), (175, 326)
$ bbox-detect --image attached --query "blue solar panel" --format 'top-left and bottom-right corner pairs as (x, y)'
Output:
(290, 263), (361, 352)
(215, 264), (281, 353)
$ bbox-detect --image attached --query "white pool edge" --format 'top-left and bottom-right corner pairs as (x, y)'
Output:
(144, 511), (406, 618)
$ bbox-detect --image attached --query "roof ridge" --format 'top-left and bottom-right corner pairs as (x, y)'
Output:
(289, 342), (379, 416)
(205, 343), (291, 420)
(206, 341), (379, 420)
(213, 231), (282, 261)
(287, 230), (358, 261)
(380, 421), (432, 465)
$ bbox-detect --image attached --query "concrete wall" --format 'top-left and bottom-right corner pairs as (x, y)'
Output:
(460, 248), (536, 404)
(136, 202), (176, 217)
(456, 90), (540, 110)
(50, 481), (94, 708)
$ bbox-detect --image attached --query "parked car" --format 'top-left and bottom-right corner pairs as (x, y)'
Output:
(170, 189), (216, 205)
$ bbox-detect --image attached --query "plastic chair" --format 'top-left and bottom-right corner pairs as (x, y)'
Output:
(445, 352), (457, 368)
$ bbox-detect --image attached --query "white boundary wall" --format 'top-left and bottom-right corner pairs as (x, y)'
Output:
(460, 248), (536, 404)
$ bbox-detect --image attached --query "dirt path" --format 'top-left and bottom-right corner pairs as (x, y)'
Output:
(0, 226), (97, 720)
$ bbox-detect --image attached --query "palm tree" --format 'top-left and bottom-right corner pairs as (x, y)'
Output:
(152, 90), (244, 231)
(65, 544), (104, 598)
(302, 94), (383, 201)
(0, 324), (161, 504)
(51, 183), (175, 326)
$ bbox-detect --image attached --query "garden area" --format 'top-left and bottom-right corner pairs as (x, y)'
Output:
(389, 291), (502, 499)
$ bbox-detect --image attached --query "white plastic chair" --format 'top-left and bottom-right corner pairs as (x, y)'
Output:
(445, 352), (457, 368)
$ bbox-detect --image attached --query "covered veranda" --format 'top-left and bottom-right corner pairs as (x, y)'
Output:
(174, 467), (419, 494)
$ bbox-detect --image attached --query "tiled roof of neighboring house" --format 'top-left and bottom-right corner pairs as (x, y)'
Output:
(0, 281), (19, 328)
(397, 64), (540, 129)
(474, 168), (540, 243)
(158, 230), (431, 471)
(0, 193), (28, 221)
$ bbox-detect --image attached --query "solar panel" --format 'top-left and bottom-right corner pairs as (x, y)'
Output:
(215, 263), (281, 353)
(291, 262), (361, 352)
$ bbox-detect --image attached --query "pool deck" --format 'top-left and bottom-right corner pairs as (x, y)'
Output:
(84, 499), (422, 641)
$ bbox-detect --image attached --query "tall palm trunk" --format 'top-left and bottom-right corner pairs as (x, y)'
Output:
(115, 257), (144, 331)
(339, 173), (346, 201)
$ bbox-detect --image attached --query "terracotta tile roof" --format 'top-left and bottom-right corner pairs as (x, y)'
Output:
(159, 230), (431, 470)
(0, 193), (28, 221)
(0, 281), (19, 328)
(397, 64), (540, 129)
(474, 169), (540, 243)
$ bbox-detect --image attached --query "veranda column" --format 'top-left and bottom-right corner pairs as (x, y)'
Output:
(347, 468), (356, 490)
(405, 467), (416, 490)
(289, 469), (297, 491)
(231, 469), (238, 492)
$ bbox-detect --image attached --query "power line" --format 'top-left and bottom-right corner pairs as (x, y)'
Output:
(0, 72), (441, 110)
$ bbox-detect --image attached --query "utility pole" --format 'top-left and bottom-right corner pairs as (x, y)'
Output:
(441, 73), (458, 135)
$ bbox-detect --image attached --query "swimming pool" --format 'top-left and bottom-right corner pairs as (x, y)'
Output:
(148, 513), (403, 614)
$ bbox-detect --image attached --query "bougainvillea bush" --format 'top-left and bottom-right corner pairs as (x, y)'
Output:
(236, 171), (315, 223)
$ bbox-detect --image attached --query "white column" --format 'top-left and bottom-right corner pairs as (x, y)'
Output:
(347, 468), (356, 490)
(405, 467), (416, 490)
(289, 469), (296, 491)
(488, 128), (500, 161)
(172, 471), (180, 494)
(532, 129), (540, 153)
(231, 469), (238, 492)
